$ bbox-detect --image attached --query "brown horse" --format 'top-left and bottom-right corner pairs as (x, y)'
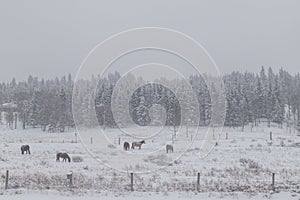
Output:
(131, 140), (145, 149)
(56, 152), (71, 162)
(123, 142), (130, 151)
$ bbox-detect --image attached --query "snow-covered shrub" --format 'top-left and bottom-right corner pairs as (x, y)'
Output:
(257, 144), (262, 147)
(107, 144), (116, 149)
(240, 158), (260, 169)
(0, 156), (8, 162)
(72, 156), (83, 162)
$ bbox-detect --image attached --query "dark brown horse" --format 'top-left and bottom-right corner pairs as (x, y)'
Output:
(21, 145), (31, 155)
(131, 140), (145, 149)
(123, 142), (130, 151)
(56, 152), (71, 162)
(166, 144), (174, 153)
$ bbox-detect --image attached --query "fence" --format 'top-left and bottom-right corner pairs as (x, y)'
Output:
(3, 170), (291, 193)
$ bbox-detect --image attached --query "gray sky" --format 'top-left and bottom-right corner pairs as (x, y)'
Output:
(0, 0), (299, 82)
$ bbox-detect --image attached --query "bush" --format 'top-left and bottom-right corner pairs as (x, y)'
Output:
(72, 156), (83, 162)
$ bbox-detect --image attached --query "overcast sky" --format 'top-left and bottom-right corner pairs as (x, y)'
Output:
(0, 0), (299, 82)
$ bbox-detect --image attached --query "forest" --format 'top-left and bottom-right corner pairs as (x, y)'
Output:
(0, 67), (299, 132)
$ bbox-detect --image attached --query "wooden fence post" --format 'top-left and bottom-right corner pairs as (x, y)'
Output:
(14, 113), (17, 129)
(270, 132), (273, 140)
(186, 126), (189, 138)
(118, 138), (121, 145)
(172, 135), (174, 144)
(5, 170), (9, 190)
(130, 173), (134, 191)
(272, 173), (275, 190)
(197, 172), (200, 192)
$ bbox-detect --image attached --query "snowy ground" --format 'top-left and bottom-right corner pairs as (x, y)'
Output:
(1, 191), (300, 200)
(1, 124), (300, 199)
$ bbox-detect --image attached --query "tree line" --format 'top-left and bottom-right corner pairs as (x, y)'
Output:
(0, 67), (299, 132)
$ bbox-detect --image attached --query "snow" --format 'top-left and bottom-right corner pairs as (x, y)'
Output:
(0, 124), (300, 199)
(0, 191), (299, 200)
(0, 102), (17, 109)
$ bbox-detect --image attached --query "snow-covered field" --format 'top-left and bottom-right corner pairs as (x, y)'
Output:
(1, 191), (300, 200)
(1, 124), (300, 199)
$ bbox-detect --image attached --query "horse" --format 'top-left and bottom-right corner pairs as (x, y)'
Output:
(166, 144), (174, 153)
(131, 140), (145, 149)
(56, 152), (71, 162)
(123, 142), (130, 151)
(21, 145), (31, 155)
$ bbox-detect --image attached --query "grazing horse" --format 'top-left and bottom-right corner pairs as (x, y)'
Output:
(166, 144), (174, 153)
(131, 140), (145, 149)
(21, 145), (31, 155)
(56, 152), (71, 162)
(123, 142), (130, 151)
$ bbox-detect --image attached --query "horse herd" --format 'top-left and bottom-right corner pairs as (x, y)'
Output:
(21, 145), (71, 162)
(123, 140), (174, 153)
(19, 140), (174, 162)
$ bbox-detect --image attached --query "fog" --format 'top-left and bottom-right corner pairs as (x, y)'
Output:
(0, 0), (299, 82)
